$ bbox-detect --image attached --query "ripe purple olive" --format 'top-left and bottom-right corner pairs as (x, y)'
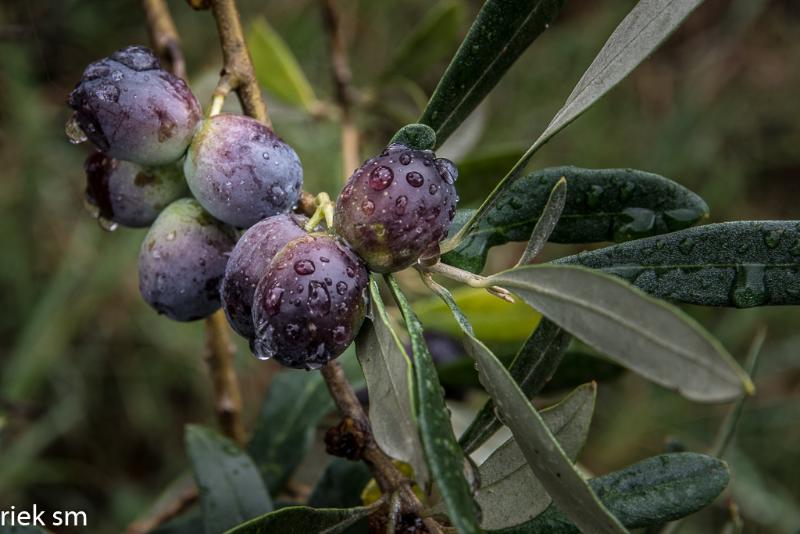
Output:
(84, 151), (187, 228)
(138, 198), (236, 321)
(184, 113), (303, 228)
(221, 213), (309, 339)
(251, 234), (369, 369)
(68, 45), (201, 166)
(333, 143), (458, 273)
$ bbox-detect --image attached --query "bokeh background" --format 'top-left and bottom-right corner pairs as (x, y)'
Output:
(1, 0), (799, 532)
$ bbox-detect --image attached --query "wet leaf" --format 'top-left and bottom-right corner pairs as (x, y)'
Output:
(385, 275), (481, 534)
(227, 505), (373, 534)
(517, 177), (567, 266)
(477, 383), (596, 529)
(443, 166), (708, 274)
(389, 123), (436, 150)
(185, 425), (272, 534)
(557, 221), (800, 307)
(419, 0), (566, 145)
(356, 280), (428, 485)
(482, 265), (753, 402)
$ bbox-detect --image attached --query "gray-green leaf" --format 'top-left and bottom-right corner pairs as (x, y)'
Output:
(226, 505), (373, 534)
(419, 0), (566, 145)
(385, 275), (481, 533)
(517, 177), (567, 266)
(185, 425), (272, 534)
(356, 280), (428, 485)
(494, 453), (730, 533)
(459, 318), (570, 453)
(557, 220), (800, 307)
(477, 383), (596, 529)
(483, 264), (753, 402)
(443, 166), (708, 274)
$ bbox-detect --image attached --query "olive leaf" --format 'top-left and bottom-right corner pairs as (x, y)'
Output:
(477, 383), (596, 530)
(497, 453), (730, 533)
(443, 166), (708, 273)
(419, 0), (566, 145)
(426, 280), (627, 533)
(355, 280), (428, 485)
(517, 177), (567, 266)
(556, 220), (800, 307)
(248, 17), (320, 112)
(447, 0), (704, 251)
(459, 318), (570, 453)
(308, 459), (372, 509)
(385, 275), (481, 534)
(389, 123), (436, 151)
(481, 265), (753, 402)
(185, 425), (272, 534)
(227, 505), (375, 534)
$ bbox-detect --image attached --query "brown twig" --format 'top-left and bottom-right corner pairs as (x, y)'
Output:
(320, 362), (442, 533)
(208, 0), (271, 126)
(321, 0), (359, 181)
(205, 310), (246, 444)
(142, 0), (186, 79)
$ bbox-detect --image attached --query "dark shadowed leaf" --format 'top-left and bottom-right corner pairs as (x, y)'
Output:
(308, 459), (372, 509)
(248, 17), (319, 112)
(427, 281), (626, 533)
(557, 220), (800, 307)
(477, 383), (596, 529)
(459, 318), (570, 452)
(385, 276), (481, 534)
(483, 265), (753, 402)
(380, 0), (464, 84)
(185, 425), (272, 534)
(419, 0), (566, 145)
(356, 280), (428, 484)
(443, 167), (708, 273)
(227, 505), (373, 534)
(389, 123), (436, 150)
(494, 453), (730, 533)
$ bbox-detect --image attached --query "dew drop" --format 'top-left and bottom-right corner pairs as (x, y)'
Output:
(346, 266), (355, 278)
(336, 281), (348, 295)
(320, 256), (330, 263)
(361, 199), (375, 215)
(764, 228), (784, 249)
(369, 165), (394, 191)
(428, 183), (440, 195)
(406, 171), (424, 188)
(265, 287), (284, 315)
(399, 152), (412, 165)
(285, 323), (301, 339)
(294, 259), (315, 275)
(98, 217), (118, 232)
(586, 184), (604, 208)
(166, 231), (176, 241)
(332, 325), (348, 344)
(395, 195), (408, 215)
(308, 281), (331, 316)
(262, 152), (270, 160)
(731, 265), (767, 308)
(436, 158), (458, 183)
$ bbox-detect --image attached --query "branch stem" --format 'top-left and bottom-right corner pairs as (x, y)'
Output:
(142, 0), (186, 79)
(209, 0), (271, 125)
(205, 310), (246, 444)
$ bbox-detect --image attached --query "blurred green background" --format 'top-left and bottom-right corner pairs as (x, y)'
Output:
(1, 0), (799, 532)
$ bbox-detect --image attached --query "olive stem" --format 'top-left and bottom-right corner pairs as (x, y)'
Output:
(305, 192), (335, 231)
(205, 310), (247, 444)
(142, 0), (186, 79)
(418, 261), (514, 303)
(207, 0), (271, 126)
(321, 0), (359, 182)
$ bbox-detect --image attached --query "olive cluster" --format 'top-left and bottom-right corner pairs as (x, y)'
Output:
(69, 46), (458, 369)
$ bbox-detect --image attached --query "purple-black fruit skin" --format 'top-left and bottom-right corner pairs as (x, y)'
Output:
(333, 143), (458, 273)
(84, 151), (187, 228)
(221, 213), (309, 339)
(138, 198), (236, 321)
(251, 233), (369, 369)
(68, 46), (201, 166)
(184, 113), (303, 228)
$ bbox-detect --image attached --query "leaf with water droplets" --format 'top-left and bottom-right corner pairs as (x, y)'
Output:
(557, 220), (800, 308)
(482, 264), (753, 402)
(226, 505), (374, 534)
(476, 383), (596, 530)
(385, 275), (481, 534)
(443, 166), (708, 273)
(426, 281), (626, 534)
(419, 0), (566, 146)
(185, 425), (272, 534)
(355, 280), (429, 486)
(390, 123), (436, 150)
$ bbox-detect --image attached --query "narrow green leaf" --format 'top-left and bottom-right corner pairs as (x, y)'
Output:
(557, 221), (800, 307)
(385, 275), (481, 534)
(459, 318), (570, 453)
(186, 425), (272, 534)
(477, 383), (596, 529)
(389, 123), (436, 150)
(380, 0), (464, 83)
(495, 453), (730, 533)
(227, 505), (373, 534)
(419, 0), (566, 145)
(247, 17), (319, 112)
(483, 265), (753, 402)
(446, 0), (704, 252)
(247, 371), (333, 493)
(308, 459), (372, 509)
(517, 177), (567, 266)
(443, 166), (708, 274)
(356, 280), (428, 485)
(427, 281), (627, 533)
